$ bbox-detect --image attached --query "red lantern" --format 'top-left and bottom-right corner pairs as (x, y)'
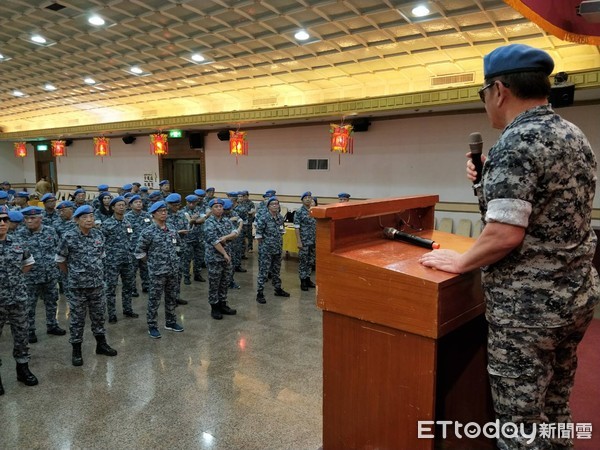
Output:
(14, 142), (27, 158)
(229, 130), (248, 163)
(51, 140), (66, 157)
(94, 137), (110, 158)
(330, 124), (354, 154)
(150, 133), (168, 155)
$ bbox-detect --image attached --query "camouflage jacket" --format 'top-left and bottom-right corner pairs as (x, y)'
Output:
(16, 224), (60, 283)
(0, 235), (34, 306)
(255, 211), (285, 254)
(293, 205), (316, 246)
(56, 227), (105, 289)
(135, 222), (180, 276)
(101, 216), (135, 264)
(203, 215), (235, 263)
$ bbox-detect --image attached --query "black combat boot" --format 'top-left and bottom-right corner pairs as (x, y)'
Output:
(72, 343), (83, 366)
(274, 287), (290, 297)
(16, 362), (38, 386)
(194, 274), (206, 282)
(95, 335), (117, 357)
(256, 290), (266, 304)
(306, 278), (316, 288)
(219, 302), (237, 315)
(300, 278), (308, 291)
(211, 304), (223, 320)
(0, 371), (4, 395)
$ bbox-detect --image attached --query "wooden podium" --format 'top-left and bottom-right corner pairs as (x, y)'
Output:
(312, 195), (494, 450)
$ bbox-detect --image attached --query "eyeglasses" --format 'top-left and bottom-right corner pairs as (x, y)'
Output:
(478, 80), (510, 103)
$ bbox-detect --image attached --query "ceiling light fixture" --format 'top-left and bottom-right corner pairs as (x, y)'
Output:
(294, 30), (310, 41)
(412, 5), (430, 17)
(31, 35), (47, 44)
(130, 66), (143, 74)
(13, 90), (25, 97)
(44, 83), (57, 91)
(88, 15), (105, 26)
(84, 77), (96, 85)
(191, 53), (205, 62)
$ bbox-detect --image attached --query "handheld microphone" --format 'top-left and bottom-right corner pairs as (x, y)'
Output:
(469, 132), (483, 186)
(383, 227), (440, 250)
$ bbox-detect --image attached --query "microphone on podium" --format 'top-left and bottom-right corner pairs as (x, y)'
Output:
(469, 132), (484, 186)
(383, 227), (440, 250)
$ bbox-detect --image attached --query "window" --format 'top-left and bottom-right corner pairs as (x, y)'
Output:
(307, 159), (329, 171)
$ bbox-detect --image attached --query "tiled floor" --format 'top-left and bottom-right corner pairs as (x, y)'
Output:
(0, 253), (323, 449)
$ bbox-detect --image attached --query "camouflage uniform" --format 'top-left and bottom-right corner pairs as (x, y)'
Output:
(255, 211), (286, 292)
(181, 205), (205, 282)
(0, 235), (35, 366)
(134, 222), (180, 329)
(42, 210), (60, 228)
(15, 224), (62, 334)
(167, 208), (189, 300)
(125, 209), (152, 292)
(477, 105), (600, 449)
(232, 202), (248, 269)
(101, 216), (136, 319)
(55, 227), (107, 344)
(293, 204), (316, 280)
(238, 198), (256, 252)
(53, 216), (77, 294)
(204, 214), (234, 306)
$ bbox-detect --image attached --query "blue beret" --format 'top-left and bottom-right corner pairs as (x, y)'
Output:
(159, 180), (169, 186)
(206, 187), (215, 192)
(56, 201), (74, 210)
(265, 189), (276, 196)
(0, 191), (8, 199)
(132, 182), (141, 187)
(266, 196), (279, 207)
(222, 199), (233, 210)
(74, 188), (86, 195)
(208, 198), (224, 208)
(484, 44), (554, 79)
(122, 183), (133, 191)
(226, 191), (239, 198)
(98, 191), (112, 200)
(148, 201), (167, 214)
(338, 192), (351, 199)
(148, 191), (162, 199)
(8, 210), (24, 222)
(123, 193), (133, 199)
(16, 192), (30, 199)
(194, 189), (206, 196)
(129, 194), (141, 203)
(110, 196), (125, 206)
(97, 184), (109, 191)
(41, 193), (56, 202)
(185, 194), (199, 203)
(73, 205), (94, 218)
(165, 193), (181, 203)
(0, 205), (8, 214)
(240, 190), (249, 195)
(301, 191), (312, 200)
(140, 186), (149, 192)
(20, 206), (44, 216)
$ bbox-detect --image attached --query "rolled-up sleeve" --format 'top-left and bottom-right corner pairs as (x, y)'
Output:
(485, 198), (532, 228)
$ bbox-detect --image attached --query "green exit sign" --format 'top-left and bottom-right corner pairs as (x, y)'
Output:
(168, 129), (184, 138)
(36, 143), (49, 151)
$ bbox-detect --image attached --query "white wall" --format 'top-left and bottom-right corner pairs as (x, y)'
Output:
(0, 142), (35, 186)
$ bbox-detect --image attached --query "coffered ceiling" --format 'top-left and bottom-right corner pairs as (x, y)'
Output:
(0, 0), (599, 138)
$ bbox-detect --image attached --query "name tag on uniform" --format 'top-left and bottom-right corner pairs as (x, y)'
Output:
(279, 224), (284, 231)
(127, 228), (133, 233)
(172, 238), (177, 244)
(144, 218), (151, 223)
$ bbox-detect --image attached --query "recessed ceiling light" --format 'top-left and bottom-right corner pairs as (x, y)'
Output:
(44, 83), (57, 91)
(191, 53), (205, 62)
(294, 30), (310, 41)
(84, 77), (96, 85)
(31, 35), (47, 44)
(412, 5), (430, 17)
(88, 15), (105, 26)
(0, 54), (4, 59)
(130, 66), (143, 74)
(13, 90), (25, 97)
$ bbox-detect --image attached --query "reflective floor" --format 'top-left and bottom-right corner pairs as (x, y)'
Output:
(0, 252), (323, 449)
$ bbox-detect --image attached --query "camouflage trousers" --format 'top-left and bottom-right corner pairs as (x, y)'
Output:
(487, 308), (595, 450)
(104, 259), (135, 317)
(26, 280), (60, 332)
(134, 258), (149, 291)
(298, 244), (315, 279)
(207, 260), (231, 305)
(257, 249), (282, 291)
(68, 286), (106, 344)
(183, 239), (204, 281)
(231, 234), (245, 270)
(147, 273), (177, 328)
(243, 223), (253, 251)
(0, 302), (30, 365)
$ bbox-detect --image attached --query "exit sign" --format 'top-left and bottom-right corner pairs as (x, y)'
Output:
(168, 129), (184, 138)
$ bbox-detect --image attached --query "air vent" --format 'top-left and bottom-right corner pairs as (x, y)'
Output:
(307, 159), (329, 171)
(46, 3), (66, 11)
(430, 72), (475, 87)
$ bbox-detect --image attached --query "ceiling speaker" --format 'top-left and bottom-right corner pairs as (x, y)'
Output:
(65, 139), (74, 146)
(217, 130), (230, 141)
(189, 132), (204, 149)
(122, 135), (136, 144)
(352, 118), (371, 132)
(549, 84), (575, 108)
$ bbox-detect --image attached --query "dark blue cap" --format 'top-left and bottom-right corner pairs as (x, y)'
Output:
(140, 186), (149, 192)
(20, 206), (44, 216)
(110, 196), (125, 206)
(185, 194), (199, 203)
(223, 199), (233, 210)
(123, 193), (133, 199)
(206, 187), (215, 192)
(0, 192), (7, 199)
(148, 201), (167, 214)
(122, 183), (133, 191)
(266, 196), (279, 207)
(484, 44), (554, 79)
(74, 188), (86, 195)
(208, 198), (224, 208)
(56, 201), (74, 209)
(338, 192), (351, 199)
(129, 194), (141, 203)
(98, 192), (112, 200)
(165, 193), (181, 203)
(159, 180), (169, 186)
(148, 191), (161, 199)
(240, 190), (249, 195)
(194, 189), (206, 196)
(16, 192), (30, 198)
(98, 184), (109, 191)
(41, 193), (56, 202)
(73, 205), (94, 218)
(8, 210), (24, 222)
(265, 189), (276, 196)
(226, 191), (239, 198)
(301, 191), (312, 200)
(132, 182), (141, 187)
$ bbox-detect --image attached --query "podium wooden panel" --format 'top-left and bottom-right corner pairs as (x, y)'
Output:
(312, 195), (494, 450)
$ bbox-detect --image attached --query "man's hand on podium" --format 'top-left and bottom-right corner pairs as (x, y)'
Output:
(419, 249), (463, 274)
